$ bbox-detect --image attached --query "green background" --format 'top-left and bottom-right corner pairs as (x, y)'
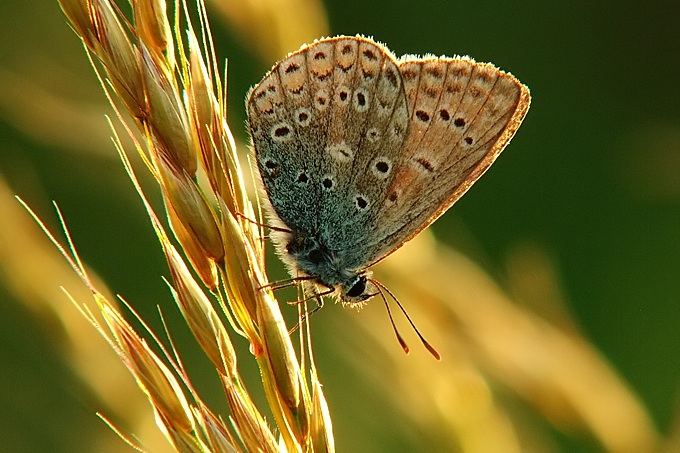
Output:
(1, 0), (679, 451)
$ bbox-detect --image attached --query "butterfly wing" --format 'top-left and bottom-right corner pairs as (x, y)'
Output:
(247, 36), (409, 248)
(248, 36), (530, 276)
(358, 56), (531, 267)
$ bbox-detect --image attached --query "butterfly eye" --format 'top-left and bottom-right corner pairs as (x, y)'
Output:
(346, 276), (367, 298)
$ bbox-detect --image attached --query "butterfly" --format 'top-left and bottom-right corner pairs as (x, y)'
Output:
(246, 35), (530, 328)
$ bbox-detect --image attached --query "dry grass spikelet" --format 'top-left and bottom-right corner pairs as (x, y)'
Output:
(53, 0), (333, 451)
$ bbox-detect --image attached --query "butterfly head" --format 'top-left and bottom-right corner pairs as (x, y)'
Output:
(338, 273), (379, 304)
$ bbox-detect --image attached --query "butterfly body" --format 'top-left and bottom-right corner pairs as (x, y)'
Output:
(247, 36), (530, 304)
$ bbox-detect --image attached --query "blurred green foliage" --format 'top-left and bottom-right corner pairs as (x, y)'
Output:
(1, 0), (678, 451)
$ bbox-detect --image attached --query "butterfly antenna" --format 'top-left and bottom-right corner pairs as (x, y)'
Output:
(374, 283), (410, 355)
(372, 279), (441, 361)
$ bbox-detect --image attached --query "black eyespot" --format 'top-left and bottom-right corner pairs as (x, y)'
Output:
(356, 92), (366, 106)
(297, 172), (308, 184)
(274, 126), (290, 137)
(415, 110), (430, 122)
(464, 136), (473, 145)
(298, 111), (309, 122)
(356, 196), (368, 209)
(346, 276), (366, 298)
(454, 117), (466, 127)
(375, 161), (389, 173)
(263, 160), (280, 178)
(339, 91), (348, 101)
(323, 178), (333, 189)
(439, 109), (450, 121)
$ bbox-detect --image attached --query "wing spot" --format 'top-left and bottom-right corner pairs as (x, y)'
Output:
(446, 83), (463, 93)
(314, 51), (326, 60)
(272, 123), (292, 140)
(362, 68), (375, 80)
(362, 49), (377, 60)
(426, 66), (444, 79)
(415, 110), (430, 122)
(479, 71), (495, 83)
(385, 68), (399, 88)
(315, 89), (329, 109)
(338, 90), (349, 102)
(355, 195), (368, 210)
(339, 63), (354, 72)
(401, 69), (417, 80)
(296, 172), (309, 184)
(327, 143), (354, 162)
(291, 85), (304, 95)
(322, 177), (334, 190)
(263, 159), (280, 178)
(295, 108), (311, 126)
(354, 89), (369, 111)
(285, 62), (300, 74)
(464, 136), (474, 145)
(366, 127), (380, 142)
(341, 44), (352, 55)
(388, 191), (398, 202)
(439, 109), (450, 121)
(371, 157), (392, 179)
(416, 157), (434, 172)
(454, 117), (466, 127)
(424, 86), (439, 98)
